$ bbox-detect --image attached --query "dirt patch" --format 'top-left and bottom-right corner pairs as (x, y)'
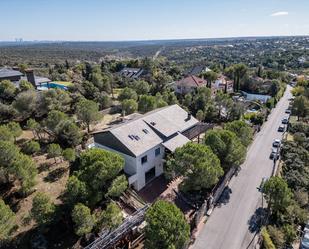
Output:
(11, 154), (70, 238)
(91, 113), (121, 132)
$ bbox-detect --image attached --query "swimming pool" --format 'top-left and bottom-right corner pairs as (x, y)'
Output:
(41, 82), (68, 90)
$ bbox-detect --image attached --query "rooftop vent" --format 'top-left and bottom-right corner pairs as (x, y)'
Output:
(128, 135), (134, 140)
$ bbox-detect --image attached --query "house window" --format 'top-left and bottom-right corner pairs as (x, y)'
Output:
(141, 155), (148, 164)
(155, 148), (160, 156)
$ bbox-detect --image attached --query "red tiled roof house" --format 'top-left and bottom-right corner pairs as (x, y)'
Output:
(174, 75), (207, 94)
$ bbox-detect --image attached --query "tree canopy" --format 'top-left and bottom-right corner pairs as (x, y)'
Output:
(76, 98), (100, 133)
(145, 200), (190, 249)
(0, 199), (16, 240)
(225, 120), (253, 147)
(166, 142), (223, 192)
(204, 129), (246, 171)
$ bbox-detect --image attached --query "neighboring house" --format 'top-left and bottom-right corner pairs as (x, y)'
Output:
(183, 66), (211, 76)
(212, 75), (233, 94)
(0, 68), (23, 82)
(93, 105), (199, 191)
(0, 67), (51, 89)
(119, 67), (144, 79)
(174, 75), (207, 94)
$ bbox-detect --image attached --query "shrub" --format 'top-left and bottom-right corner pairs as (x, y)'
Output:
(23, 140), (40, 155)
(261, 227), (276, 249)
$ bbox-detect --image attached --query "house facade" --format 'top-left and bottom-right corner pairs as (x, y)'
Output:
(93, 105), (199, 191)
(174, 75), (207, 94)
(212, 75), (233, 94)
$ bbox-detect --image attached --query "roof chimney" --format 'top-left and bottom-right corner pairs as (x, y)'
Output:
(25, 69), (36, 87)
(187, 113), (191, 121)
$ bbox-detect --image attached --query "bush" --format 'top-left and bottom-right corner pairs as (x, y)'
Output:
(261, 227), (276, 249)
(267, 225), (285, 249)
(47, 143), (62, 163)
(62, 148), (76, 162)
(23, 140), (40, 155)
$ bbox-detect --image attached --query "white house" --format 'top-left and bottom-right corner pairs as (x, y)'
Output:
(93, 105), (199, 191)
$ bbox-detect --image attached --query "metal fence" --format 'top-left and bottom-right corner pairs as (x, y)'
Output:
(84, 204), (149, 249)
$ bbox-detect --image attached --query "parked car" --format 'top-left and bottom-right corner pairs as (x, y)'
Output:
(282, 117), (289, 124)
(300, 231), (309, 249)
(285, 109), (291, 114)
(278, 125), (285, 132)
(269, 148), (279, 160)
(272, 139), (281, 148)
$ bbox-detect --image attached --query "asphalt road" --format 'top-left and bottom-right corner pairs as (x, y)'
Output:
(193, 86), (292, 249)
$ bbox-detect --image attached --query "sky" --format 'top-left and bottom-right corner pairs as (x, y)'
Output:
(1, 0), (309, 41)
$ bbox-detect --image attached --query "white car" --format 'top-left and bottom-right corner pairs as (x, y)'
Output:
(272, 139), (281, 148)
(282, 117), (289, 124)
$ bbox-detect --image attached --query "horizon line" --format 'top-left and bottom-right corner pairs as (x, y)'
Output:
(1, 34), (309, 43)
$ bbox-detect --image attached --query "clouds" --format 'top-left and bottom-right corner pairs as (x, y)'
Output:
(270, 11), (289, 17)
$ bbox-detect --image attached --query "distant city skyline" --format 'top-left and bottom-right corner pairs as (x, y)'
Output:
(1, 0), (309, 41)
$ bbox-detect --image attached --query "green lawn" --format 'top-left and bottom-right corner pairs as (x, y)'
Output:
(54, 81), (73, 86)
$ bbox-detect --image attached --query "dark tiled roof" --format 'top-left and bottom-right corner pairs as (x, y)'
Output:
(0, 68), (23, 79)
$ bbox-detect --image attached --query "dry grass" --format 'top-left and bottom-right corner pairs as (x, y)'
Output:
(12, 154), (69, 237)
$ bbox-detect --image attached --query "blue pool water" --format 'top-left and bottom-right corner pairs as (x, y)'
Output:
(41, 82), (68, 90)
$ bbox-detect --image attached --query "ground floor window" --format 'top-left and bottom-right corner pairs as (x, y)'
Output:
(145, 167), (156, 183)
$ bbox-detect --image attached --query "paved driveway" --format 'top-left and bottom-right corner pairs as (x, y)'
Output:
(192, 86), (292, 249)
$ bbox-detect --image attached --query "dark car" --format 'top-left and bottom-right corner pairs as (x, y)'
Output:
(282, 117), (289, 124)
(285, 109), (291, 114)
(278, 125), (285, 132)
(269, 148), (279, 160)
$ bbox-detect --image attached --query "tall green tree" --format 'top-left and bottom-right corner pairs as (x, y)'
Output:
(106, 175), (128, 198)
(71, 148), (125, 206)
(65, 176), (88, 207)
(76, 98), (100, 133)
(71, 203), (95, 236)
(225, 120), (253, 147)
(7, 122), (22, 141)
(47, 143), (62, 163)
(121, 99), (138, 115)
(31, 192), (55, 226)
(138, 95), (157, 113)
(62, 148), (76, 162)
(118, 87), (138, 101)
(204, 129), (246, 171)
(233, 64), (248, 91)
(201, 71), (218, 88)
(292, 96), (309, 120)
(0, 125), (14, 142)
(0, 80), (17, 101)
(145, 200), (190, 249)
(263, 177), (292, 216)
(166, 142), (223, 191)
(96, 202), (123, 231)
(0, 199), (16, 240)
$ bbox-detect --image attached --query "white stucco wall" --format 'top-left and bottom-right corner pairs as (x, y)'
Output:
(94, 143), (137, 175)
(94, 142), (165, 191)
